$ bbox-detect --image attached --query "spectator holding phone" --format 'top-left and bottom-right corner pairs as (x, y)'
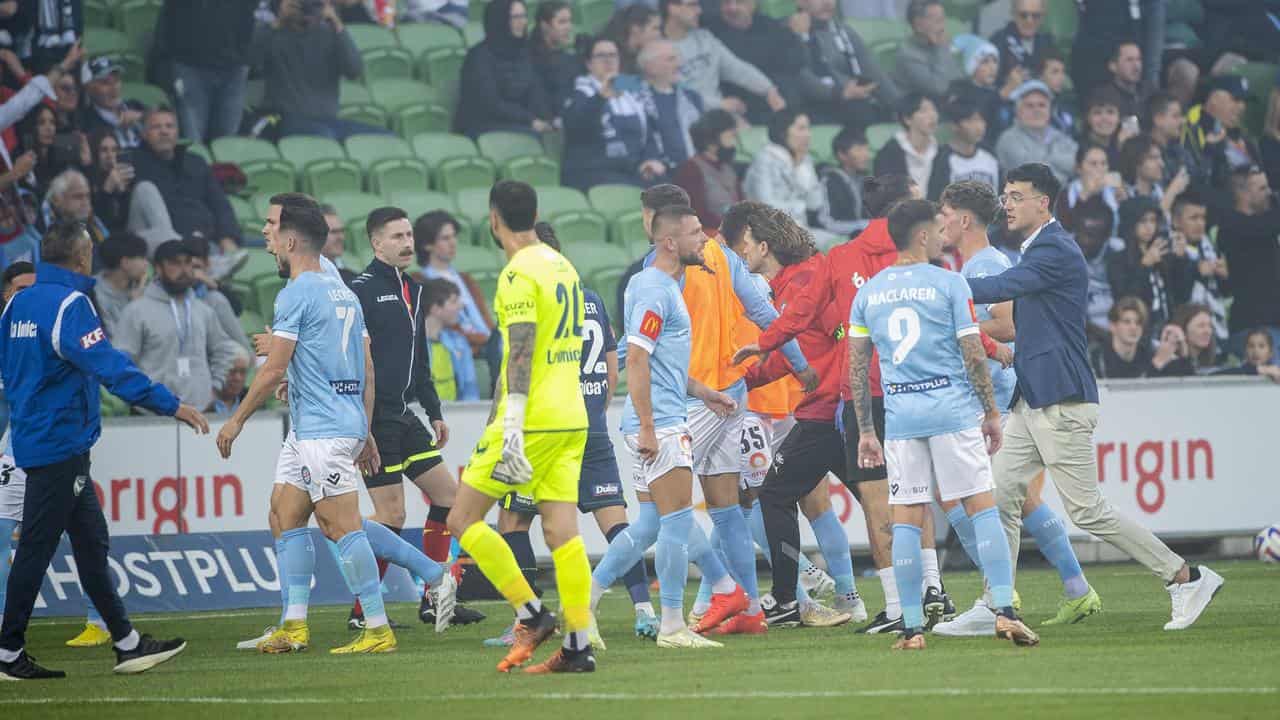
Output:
(1107, 197), (1195, 335)
(1171, 192), (1229, 344)
(1119, 134), (1190, 222)
(19, 104), (88, 197)
(78, 56), (144, 149)
(1147, 319), (1194, 377)
(790, 0), (899, 128)
(1056, 144), (1124, 233)
(87, 129), (180, 255)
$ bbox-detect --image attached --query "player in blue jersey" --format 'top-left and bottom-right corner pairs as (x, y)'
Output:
(847, 199), (1039, 650)
(217, 200), (402, 655)
(932, 182), (1101, 636)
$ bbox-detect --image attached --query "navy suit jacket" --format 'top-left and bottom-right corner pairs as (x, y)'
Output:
(967, 220), (1100, 409)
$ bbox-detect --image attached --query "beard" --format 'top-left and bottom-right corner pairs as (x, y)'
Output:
(490, 225), (503, 251)
(678, 250), (705, 267)
(159, 277), (191, 295)
(276, 257), (291, 279)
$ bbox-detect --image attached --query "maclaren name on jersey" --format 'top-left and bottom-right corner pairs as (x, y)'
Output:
(862, 286), (939, 306)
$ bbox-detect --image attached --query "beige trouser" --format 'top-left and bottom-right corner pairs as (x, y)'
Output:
(995, 399), (1185, 583)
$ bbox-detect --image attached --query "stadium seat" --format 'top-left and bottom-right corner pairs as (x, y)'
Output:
(1042, 0), (1078, 43)
(185, 142), (212, 163)
(420, 47), (466, 108)
(340, 79), (374, 106)
(344, 133), (414, 172)
(250, 193), (275, 222)
(210, 137), (296, 196)
(344, 218), (367, 253)
(342, 251), (368, 274)
(321, 191), (384, 227)
(347, 23), (398, 53)
(871, 41), (899, 76)
(574, 0), (615, 34)
(228, 277), (255, 315)
(85, 27), (132, 57)
(339, 104), (390, 130)
(391, 102), (452, 138)
(244, 79), (265, 112)
(588, 265), (628, 331)
(476, 131), (546, 167)
(252, 275), (287, 318)
(845, 18), (908, 47)
(588, 184), (641, 222)
(368, 157), (431, 196)
(239, 310), (265, 342)
(866, 122), (898, 154)
(453, 243), (502, 276)
(809, 124), (841, 165)
(362, 47), (416, 81)
(541, 130), (564, 163)
(228, 195), (255, 227)
(614, 209), (650, 258)
(239, 247), (280, 282)
(398, 23), (464, 64)
(369, 78), (445, 114)
(453, 187), (493, 227)
(548, 210), (610, 249)
(737, 125), (768, 163)
(557, 234), (626, 277)
(278, 135), (345, 168)
(411, 132), (479, 173)
(84, 0), (112, 29)
(386, 189), (456, 219)
(501, 156), (560, 187)
(463, 21), (485, 47)
(300, 158), (364, 197)
(942, 0), (984, 24)
(116, 0), (161, 51)
(758, 0), (795, 20)
(537, 186), (591, 215)
(435, 156), (498, 194)
(120, 81), (168, 108)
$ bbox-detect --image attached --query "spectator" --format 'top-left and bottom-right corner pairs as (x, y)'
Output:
(989, 0), (1054, 88)
(78, 57), (143, 149)
(817, 126), (872, 236)
(1071, 0), (1162, 100)
(561, 36), (667, 191)
(791, 0), (899, 128)
(1148, 321), (1195, 377)
(1163, 57), (1200, 109)
(113, 239), (242, 412)
(1070, 198), (1125, 340)
(3, 0), (80, 73)
(674, 108), (740, 228)
(1081, 86), (1137, 167)
(208, 350), (250, 415)
(638, 39), (703, 169)
(948, 38), (1009, 145)
(996, 80), (1076, 183)
(1171, 192), (1229, 344)
(183, 236), (252, 352)
(1102, 40), (1145, 121)
(153, 0), (257, 143)
(1057, 143), (1123, 234)
(1090, 296), (1182, 378)
(603, 4), (660, 76)
(319, 203), (357, 285)
(413, 210), (493, 401)
(873, 93), (940, 196)
(529, 0), (580, 112)
(894, 0), (961, 102)
(1144, 91), (1199, 188)
(1213, 328), (1280, 382)
(249, 0), (381, 140)
(93, 231), (149, 338)
(1173, 303), (1224, 373)
(47, 59), (80, 133)
(660, 0), (784, 118)
(132, 107), (240, 258)
(454, 0), (554, 139)
(1259, 79), (1280, 190)
(1107, 196), (1195, 334)
(1119, 134), (1190, 221)
(705, 0), (806, 122)
(1216, 166), (1280, 357)
(930, 98), (1000, 198)
(1036, 47), (1077, 136)
(743, 108), (833, 245)
(1183, 75), (1259, 192)
(86, 129), (179, 253)
(33, 169), (108, 254)
(18, 103), (87, 197)
(421, 276), (462, 401)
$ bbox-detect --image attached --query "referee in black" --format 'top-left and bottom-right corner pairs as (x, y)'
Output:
(0, 222), (208, 680)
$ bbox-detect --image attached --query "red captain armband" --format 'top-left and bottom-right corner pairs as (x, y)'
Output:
(639, 310), (663, 341)
(980, 330), (998, 358)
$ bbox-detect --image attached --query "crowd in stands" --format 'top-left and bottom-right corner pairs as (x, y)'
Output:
(1, 0), (1279, 417)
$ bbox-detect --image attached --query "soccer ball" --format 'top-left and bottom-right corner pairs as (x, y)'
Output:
(1255, 524), (1280, 563)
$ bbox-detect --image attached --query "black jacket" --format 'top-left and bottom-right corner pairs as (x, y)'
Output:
(131, 143), (238, 242)
(350, 258), (443, 424)
(1213, 202), (1280, 333)
(155, 0), (258, 70)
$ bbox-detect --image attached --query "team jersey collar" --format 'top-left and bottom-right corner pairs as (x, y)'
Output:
(368, 256), (404, 280)
(36, 262), (95, 293)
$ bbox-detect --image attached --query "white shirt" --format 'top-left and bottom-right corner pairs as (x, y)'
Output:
(1020, 216), (1057, 254)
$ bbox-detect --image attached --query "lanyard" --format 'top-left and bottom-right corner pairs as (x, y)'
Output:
(169, 295), (192, 354)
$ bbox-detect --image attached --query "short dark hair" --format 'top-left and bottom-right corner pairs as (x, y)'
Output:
(1117, 134), (1157, 185)
(1246, 327), (1275, 353)
(1109, 39), (1140, 64)
(887, 199), (939, 251)
(270, 192), (320, 213)
(98, 232), (148, 269)
(905, 0), (941, 24)
(944, 97), (981, 125)
(721, 201), (815, 266)
(1143, 91), (1180, 130)
(1230, 164), (1263, 196)
(1076, 142), (1108, 167)
(534, 221), (559, 251)
(414, 209), (461, 265)
(1005, 162), (1061, 201)
(766, 107), (805, 146)
(690, 109), (737, 154)
(1034, 46), (1065, 77)
(651, 204), (698, 238)
(183, 235), (210, 260)
(2, 261), (34, 289)
(319, 203), (339, 216)
(423, 277), (460, 308)
(895, 92), (931, 126)
(366, 206), (409, 239)
(641, 183), (689, 211)
(41, 220), (90, 267)
(940, 181), (998, 227)
(1085, 85), (1125, 114)
(490, 180), (537, 232)
(1171, 189), (1206, 218)
(278, 202), (329, 253)
(864, 174), (916, 218)
(832, 126), (867, 158)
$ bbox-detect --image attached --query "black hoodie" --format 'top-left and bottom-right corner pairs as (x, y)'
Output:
(453, 0), (552, 137)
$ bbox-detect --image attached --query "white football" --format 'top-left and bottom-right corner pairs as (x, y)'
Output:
(1255, 524), (1280, 563)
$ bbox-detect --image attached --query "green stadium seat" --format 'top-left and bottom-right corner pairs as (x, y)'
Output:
(453, 243), (502, 276)
(942, 0), (984, 24)
(322, 191), (384, 227)
(386, 189), (456, 219)
(548, 210), (610, 250)
(1042, 0), (1078, 43)
(866, 123), (898, 154)
(537, 186), (590, 215)
(758, 0), (795, 20)
(558, 234), (626, 277)
(454, 187), (492, 226)
(300, 158), (364, 197)
(116, 0), (161, 51)
(339, 104), (391, 131)
(211, 136), (283, 165)
(588, 184), (641, 222)
(368, 78), (444, 113)
(211, 137), (296, 195)
(463, 21), (485, 47)
(501, 156), (560, 187)
(239, 310), (265, 342)
(184, 142), (212, 163)
(420, 47), (466, 107)
(344, 218), (368, 253)
(368, 157), (431, 196)
(614, 209), (650, 259)
(85, 0), (113, 29)
(85, 27), (132, 57)
(871, 41), (898, 76)
(362, 47), (416, 81)
(436, 156), (498, 194)
(574, 0), (615, 34)
(810, 124), (841, 165)
(411, 132), (479, 177)
(541, 129), (563, 162)
(341, 79), (374, 106)
(228, 195), (255, 226)
(391, 102), (451, 137)
(245, 79), (265, 111)
(342, 252), (368, 274)
(120, 81), (167, 108)
(252, 275), (287, 319)
(588, 265), (628, 331)
(278, 135), (346, 169)
(737, 125), (768, 163)
(251, 193), (275, 223)
(117, 51), (146, 82)
(347, 23), (398, 53)
(238, 247), (280, 282)
(398, 23), (464, 63)
(476, 131), (545, 167)
(344, 133), (414, 171)
(845, 18), (908, 47)
(228, 277), (255, 315)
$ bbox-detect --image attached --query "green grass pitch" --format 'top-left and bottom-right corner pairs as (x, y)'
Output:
(5, 560), (1277, 720)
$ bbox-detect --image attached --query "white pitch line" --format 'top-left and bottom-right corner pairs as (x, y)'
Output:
(4, 688), (1276, 704)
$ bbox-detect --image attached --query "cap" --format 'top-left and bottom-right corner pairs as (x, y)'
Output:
(81, 56), (121, 84)
(1206, 74), (1249, 101)
(963, 40), (999, 78)
(153, 239), (192, 264)
(1011, 79), (1053, 103)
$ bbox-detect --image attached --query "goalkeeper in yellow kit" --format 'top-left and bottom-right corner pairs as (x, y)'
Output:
(445, 181), (595, 674)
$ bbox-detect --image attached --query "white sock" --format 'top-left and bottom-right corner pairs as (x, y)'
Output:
(515, 598), (543, 622)
(0, 646), (20, 663)
(710, 575), (736, 595)
(590, 580), (607, 611)
(921, 548), (941, 591)
(114, 629), (140, 652)
(691, 597), (712, 614)
(746, 596), (762, 615)
(89, 618), (107, 631)
(363, 612), (388, 629)
(284, 603), (308, 622)
(878, 567), (901, 620)
(659, 606), (685, 635)
(634, 601), (655, 617)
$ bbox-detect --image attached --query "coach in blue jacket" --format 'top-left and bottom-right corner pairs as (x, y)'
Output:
(966, 163), (1223, 631)
(0, 221), (209, 680)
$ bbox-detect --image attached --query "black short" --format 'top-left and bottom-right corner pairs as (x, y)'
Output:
(842, 395), (887, 484)
(500, 490), (537, 515)
(366, 415), (443, 489)
(762, 421), (847, 503)
(578, 433), (624, 514)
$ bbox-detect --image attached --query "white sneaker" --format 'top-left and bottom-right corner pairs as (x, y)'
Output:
(656, 626), (724, 648)
(933, 599), (996, 637)
(588, 613), (607, 650)
(235, 626), (275, 650)
(800, 600), (853, 627)
(432, 573), (458, 633)
(833, 591), (869, 623)
(800, 565), (836, 600)
(1164, 565), (1224, 630)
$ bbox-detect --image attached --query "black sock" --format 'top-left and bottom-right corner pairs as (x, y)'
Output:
(502, 530), (541, 594)
(1188, 566), (1201, 583)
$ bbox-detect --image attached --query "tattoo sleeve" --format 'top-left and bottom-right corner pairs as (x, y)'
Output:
(959, 334), (997, 415)
(847, 335), (875, 435)
(506, 322), (536, 396)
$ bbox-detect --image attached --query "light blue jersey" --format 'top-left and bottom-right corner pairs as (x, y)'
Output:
(272, 271), (368, 440)
(620, 267), (690, 434)
(962, 246), (1016, 413)
(849, 262), (982, 440)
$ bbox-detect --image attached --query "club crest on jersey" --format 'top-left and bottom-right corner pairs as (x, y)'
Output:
(639, 310), (663, 341)
(300, 467), (312, 486)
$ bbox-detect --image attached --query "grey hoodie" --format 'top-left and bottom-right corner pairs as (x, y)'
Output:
(672, 28), (773, 109)
(113, 282), (242, 411)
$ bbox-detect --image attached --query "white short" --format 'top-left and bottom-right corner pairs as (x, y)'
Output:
(624, 424), (693, 493)
(688, 400), (744, 477)
(885, 427), (994, 505)
(740, 414), (794, 490)
(274, 432), (365, 504)
(0, 453), (26, 522)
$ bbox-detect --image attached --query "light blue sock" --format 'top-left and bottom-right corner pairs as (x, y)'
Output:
(692, 526), (720, 610)
(656, 507), (693, 610)
(1025, 504), (1088, 599)
(337, 530), (387, 627)
(273, 537), (288, 624)
(971, 507), (1015, 609)
(892, 523), (925, 631)
(749, 499), (810, 602)
(362, 519), (443, 587)
(945, 504), (982, 571)
(281, 528), (315, 621)
(592, 501), (659, 588)
(0, 517), (15, 623)
(85, 601), (104, 628)
(687, 518), (731, 585)
(709, 505), (760, 611)
(810, 509), (856, 596)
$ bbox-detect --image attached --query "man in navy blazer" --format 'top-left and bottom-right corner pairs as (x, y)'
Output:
(966, 163), (1222, 631)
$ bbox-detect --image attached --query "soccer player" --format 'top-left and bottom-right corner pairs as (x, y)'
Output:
(444, 181), (597, 674)
(932, 181), (1101, 636)
(847, 198), (1039, 650)
(218, 200), (404, 655)
(621, 204), (736, 648)
(349, 206), (478, 631)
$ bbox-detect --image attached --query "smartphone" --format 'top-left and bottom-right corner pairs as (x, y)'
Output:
(1121, 115), (1140, 135)
(117, 148), (133, 165)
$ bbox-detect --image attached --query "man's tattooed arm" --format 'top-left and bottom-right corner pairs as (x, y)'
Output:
(959, 333), (998, 416)
(847, 335), (875, 435)
(506, 322), (536, 396)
